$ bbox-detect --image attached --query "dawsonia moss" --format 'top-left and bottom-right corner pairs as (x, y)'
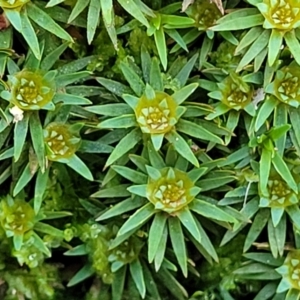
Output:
(2, 0), (300, 300)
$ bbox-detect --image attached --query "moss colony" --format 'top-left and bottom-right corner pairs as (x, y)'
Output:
(1, 0), (300, 299)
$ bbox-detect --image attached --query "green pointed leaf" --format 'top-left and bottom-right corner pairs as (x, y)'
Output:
(127, 184), (147, 198)
(165, 131), (199, 167)
(285, 30), (300, 66)
(122, 94), (139, 110)
(14, 114), (29, 162)
(65, 155), (93, 181)
(111, 165), (147, 183)
(272, 151), (297, 193)
(19, 11), (41, 60)
(67, 263), (94, 287)
(120, 62), (145, 97)
(169, 217), (187, 277)
(165, 28), (188, 52)
(117, 0), (150, 28)
(98, 115), (136, 129)
(34, 222), (64, 238)
(129, 259), (146, 299)
(147, 141), (166, 168)
(286, 205), (300, 229)
(29, 112), (45, 171)
(237, 29), (270, 72)
(27, 3), (73, 42)
(191, 217), (218, 262)
(34, 168), (49, 214)
(270, 206), (285, 228)
(41, 42), (69, 71)
(79, 140), (113, 154)
(13, 234), (23, 251)
(196, 175), (236, 191)
(46, 0), (65, 7)
(96, 77), (133, 97)
(172, 83), (198, 105)
(53, 93), (92, 105)
(55, 71), (91, 88)
(32, 231), (51, 256)
(87, 0), (101, 44)
(117, 203), (155, 236)
(268, 29), (283, 66)
(244, 208), (270, 252)
(142, 262), (161, 300)
(0, 148), (14, 161)
(64, 244), (88, 256)
(260, 148), (272, 195)
(148, 212), (168, 263)
(188, 168), (207, 182)
(154, 225), (168, 271)
(101, 0), (118, 50)
(150, 57), (163, 91)
(151, 134), (164, 151)
(177, 207), (201, 241)
(105, 128), (142, 167)
(211, 14), (264, 31)
(253, 283), (277, 300)
(199, 34), (213, 69)
(4, 9), (22, 31)
(175, 53), (198, 87)
(68, 0), (89, 23)
(290, 107), (300, 148)
(112, 266), (126, 300)
(43, 211), (72, 219)
(85, 104), (133, 116)
(91, 184), (131, 198)
(274, 212), (286, 257)
(177, 119), (223, 144)
(190, 199), (237, 223)
(274, 105), (288, 155)
(97, 197), (145, 221)
(154, 27), (167, 71)
(13, 163), (35, 197)
(243, 252), (284, 266)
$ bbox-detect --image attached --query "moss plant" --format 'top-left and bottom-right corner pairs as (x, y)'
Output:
(2, 0), (300, 299)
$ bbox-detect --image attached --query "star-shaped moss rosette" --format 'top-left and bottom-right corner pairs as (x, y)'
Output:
(94, 143), (239, 277)
(204, 39), (242, 74)
(220, 134), (300, 258)
(43, 122), (93, 181)
(202, 72), (257, 144)
(0, 0), (73, 59)
(266, 63), (300, 108)
(5, 69), (56, 111)
(249, 125), (296, 194)
(255, 62), (300, 135)
(0, 195), (67, 257)
(86, 51), (223, 168)
(0, 45), (92, 172)
(210, 0), (300, 71)
(170, 0), (228, 58)
(170, 0), (230, 68)
(276, 250), (300, 296)
(65, 222), (183, 299)
(242, 167), (300, 258)
(116, 1), (196, 70)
